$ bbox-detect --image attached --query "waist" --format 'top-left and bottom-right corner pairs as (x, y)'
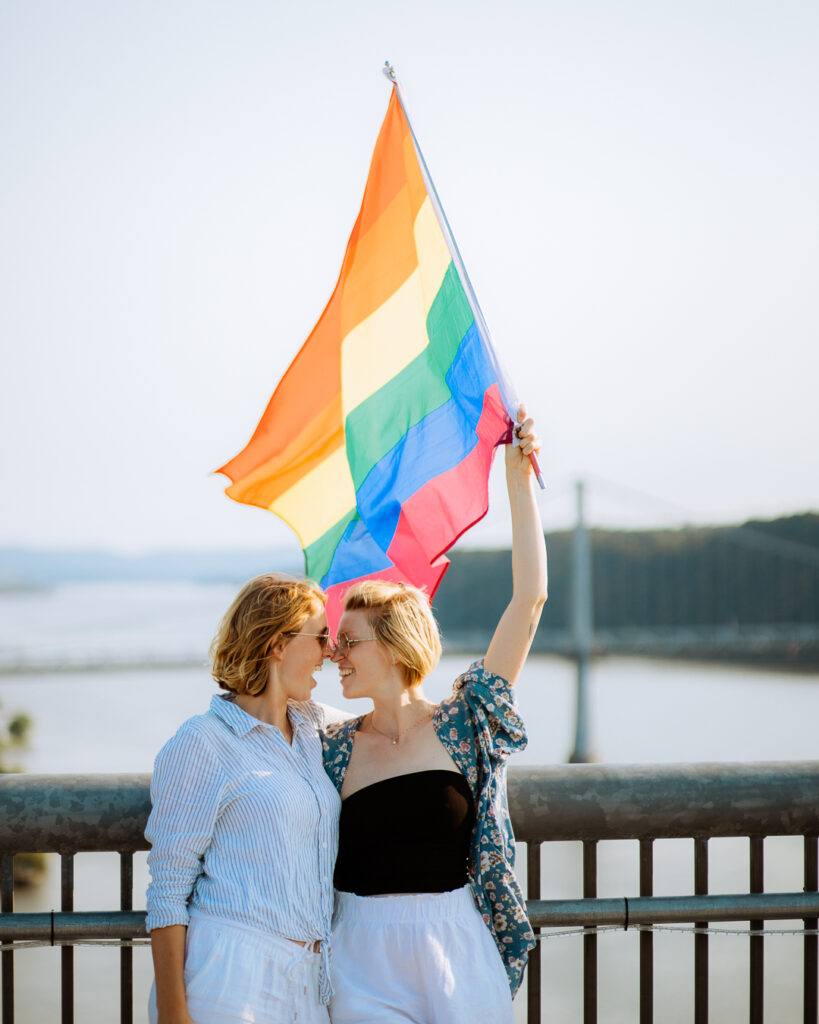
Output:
(188, 909), (323, 953)
(290, 937), (323, 953)
(188, 909), (333, 1005)
(190, 871), (333, 934)
(333, 884), (477, 925)
(333, 836), (471, 895)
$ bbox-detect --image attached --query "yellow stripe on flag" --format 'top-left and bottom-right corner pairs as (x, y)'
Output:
(340, 197), (451, 418)
(269, 444), (356, 549)
(413, 198), (452, 308)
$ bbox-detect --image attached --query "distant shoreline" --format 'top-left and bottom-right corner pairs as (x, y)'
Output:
(3, 645), (817, 677)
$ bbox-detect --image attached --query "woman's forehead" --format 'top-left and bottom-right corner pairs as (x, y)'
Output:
(338, 608), (370, 634)
(304, 604), (328, 629)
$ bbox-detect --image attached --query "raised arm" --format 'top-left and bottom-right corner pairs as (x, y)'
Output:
(484, 407), (548, 684)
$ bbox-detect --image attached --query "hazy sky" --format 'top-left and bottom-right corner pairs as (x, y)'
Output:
(2, 0), (817, 555)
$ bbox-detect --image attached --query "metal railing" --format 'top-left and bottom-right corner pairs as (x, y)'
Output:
(1, 764), (818, 1023)
(510, 762), (819, 1024)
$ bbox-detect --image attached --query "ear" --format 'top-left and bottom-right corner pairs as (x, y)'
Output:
(268, 633), (288, 661)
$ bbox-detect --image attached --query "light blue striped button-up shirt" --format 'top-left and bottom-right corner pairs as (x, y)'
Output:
(145, 694), (340, 960)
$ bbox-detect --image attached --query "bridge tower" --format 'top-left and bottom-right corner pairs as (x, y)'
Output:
(569, 479), (595, 763)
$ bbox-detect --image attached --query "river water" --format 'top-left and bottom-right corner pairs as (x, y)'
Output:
(1, 582), (817, 1022)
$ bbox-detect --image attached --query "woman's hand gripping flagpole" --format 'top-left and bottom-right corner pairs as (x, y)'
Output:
(513, 411), (546, 488)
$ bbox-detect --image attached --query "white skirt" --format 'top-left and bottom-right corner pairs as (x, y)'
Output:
(148, 910), (330, 1024)
(329, 885), (514, 1024)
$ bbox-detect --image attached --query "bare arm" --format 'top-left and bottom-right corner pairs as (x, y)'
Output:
(150, 925), (192, 1024)
(484, 408), (548, 684)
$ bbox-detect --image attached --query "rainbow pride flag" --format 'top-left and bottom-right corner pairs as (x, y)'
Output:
(218, 87), (515, 624)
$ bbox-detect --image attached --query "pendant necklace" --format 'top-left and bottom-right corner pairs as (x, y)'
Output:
(367, 708), (434, 746)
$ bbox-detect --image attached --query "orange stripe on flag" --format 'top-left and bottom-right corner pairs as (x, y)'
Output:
(339, 181), (424, 338)
(345, 92), (416, 245)
(220, 91), (425, 494)
(223, 396), (344, 508)
(218, 275), (343, 486)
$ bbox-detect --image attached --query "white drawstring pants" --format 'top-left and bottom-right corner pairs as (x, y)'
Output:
(148, 910), (330, 1024)
(329, 885), (514, 1024)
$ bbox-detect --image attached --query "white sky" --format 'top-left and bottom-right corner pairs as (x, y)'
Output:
(1, 0), (817, 555)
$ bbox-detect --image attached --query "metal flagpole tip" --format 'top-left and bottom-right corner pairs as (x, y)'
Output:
(382, 61), (397, 83)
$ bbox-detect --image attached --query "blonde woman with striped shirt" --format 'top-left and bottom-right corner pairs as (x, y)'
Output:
(145, 575), (340, 1024)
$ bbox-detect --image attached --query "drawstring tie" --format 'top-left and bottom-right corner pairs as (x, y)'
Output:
(285, 937), (333, 1005)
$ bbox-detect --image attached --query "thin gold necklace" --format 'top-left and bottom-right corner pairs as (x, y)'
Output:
(367, 707), (435, 746)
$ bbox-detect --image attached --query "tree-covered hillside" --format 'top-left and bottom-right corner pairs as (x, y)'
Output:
(433, 513), (819, 634)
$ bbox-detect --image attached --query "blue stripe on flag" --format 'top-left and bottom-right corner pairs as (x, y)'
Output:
(320, 515), (393, 589)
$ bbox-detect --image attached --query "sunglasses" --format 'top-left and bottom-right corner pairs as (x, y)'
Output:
(283, 630), (334, 653)
(283, 631), (376, 657)
(332, 633), (376, 657)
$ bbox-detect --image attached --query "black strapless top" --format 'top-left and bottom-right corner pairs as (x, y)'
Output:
(333, 769), (476, 896)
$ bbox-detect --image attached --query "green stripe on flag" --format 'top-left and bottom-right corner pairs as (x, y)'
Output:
(344, 262), (473, 489)
(304, 507), (358, 582)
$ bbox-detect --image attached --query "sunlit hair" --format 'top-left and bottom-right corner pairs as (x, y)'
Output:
(343, 580), (441, 687)
(210, 574), (325, 696)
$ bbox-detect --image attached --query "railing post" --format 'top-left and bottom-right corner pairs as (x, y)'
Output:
(583, 840), (598, 1024)
(61, 854), (74, 1024)
(695, 838), (709, 1024)
(639, 839), (653, 1024)
(750, 838), (764, 1024)
(527, 843), (541, 1024)
(806, 835), (818, 1024)
(120, 853), (133, 1024)
(1, 855), (13, 1024)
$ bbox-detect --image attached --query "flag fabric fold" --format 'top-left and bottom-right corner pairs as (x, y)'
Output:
(218, 88), (514, 626)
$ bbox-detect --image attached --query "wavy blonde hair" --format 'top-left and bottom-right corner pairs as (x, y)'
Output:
(343, 580), (441, 687)
(210, 574), (325, 696)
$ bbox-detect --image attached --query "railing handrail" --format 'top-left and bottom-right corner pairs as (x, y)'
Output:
(508, 761), (819, 841)
(5, 889), (819, 942)
(0, 773), (151, 853)
(2, 762), (819, 853)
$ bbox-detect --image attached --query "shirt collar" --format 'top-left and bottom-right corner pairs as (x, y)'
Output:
(210, 693), (311, 738)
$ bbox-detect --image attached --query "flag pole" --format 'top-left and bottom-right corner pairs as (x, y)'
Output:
(382, 61), (545, 489)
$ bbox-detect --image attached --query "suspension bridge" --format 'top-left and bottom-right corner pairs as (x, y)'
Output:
(437, 477), (819, 761)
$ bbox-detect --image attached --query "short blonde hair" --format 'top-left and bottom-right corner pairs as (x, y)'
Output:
(210, 574), (325, 696)
(343, 580), (441, 687)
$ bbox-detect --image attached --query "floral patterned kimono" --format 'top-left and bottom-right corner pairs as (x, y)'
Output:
(321, 659), (536, 996)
